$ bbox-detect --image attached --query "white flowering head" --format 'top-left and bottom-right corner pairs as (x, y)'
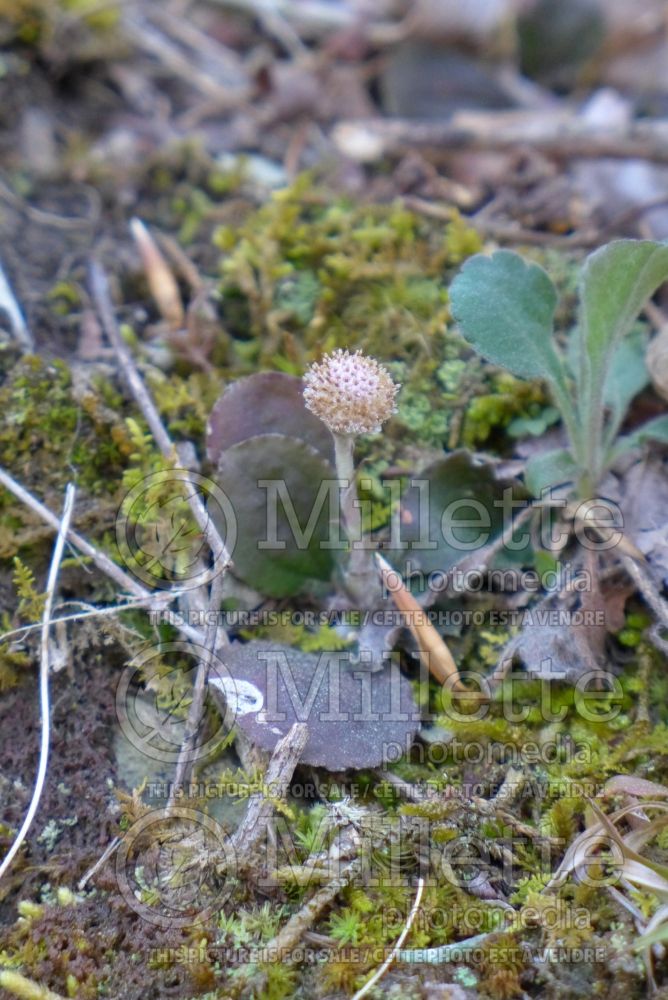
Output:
(303, 349), (400, 436)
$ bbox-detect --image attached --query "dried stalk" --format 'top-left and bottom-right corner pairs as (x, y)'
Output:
(89, 260), (234, 800)
(375, 552), (464, 691)
(231, 722), (309, 863)
(352, 877), (424, 999)
(0, 258), (32, 351)
(89, 260), (231, 574)
(0, 466), (207, 646)
(333, 113), (668, 164)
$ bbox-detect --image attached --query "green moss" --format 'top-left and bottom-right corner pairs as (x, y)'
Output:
(329, 908), (363, 945)
(462, 372), (550, 447)
(616, 609), (651, 649)
(207, 177), (574, 459)
(0, 168), (662, 999)
(0, 356), (128, 500)
(212, 178), (484, 450)
(0, 0), (123, 59)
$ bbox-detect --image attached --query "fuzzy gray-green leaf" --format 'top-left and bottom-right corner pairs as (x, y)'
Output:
(612, 415), (668, 461)
(524, 448), (577, 497)
(580, 239), (668, 371)
(449, 249), (566, 385)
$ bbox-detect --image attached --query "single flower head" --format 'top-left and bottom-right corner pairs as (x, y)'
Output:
(303, 349), (400, 436)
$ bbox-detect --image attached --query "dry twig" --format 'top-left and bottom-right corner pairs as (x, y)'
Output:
(0, 466), (145, 599)
(89, 259), (231, 574)
(255, 854), (366, 962)
(168, 569), (228, 806)
(0, 257), (32, 351)
(0, 465), (212, 646)
(89, 260), (234, 800)
(621, 553), (668, 633)
(333, 113), (668, 164)
(230, 722), (309, 863)
(207, 0), (406, 45)
(125, 10), (245, 105)
(0, 595), (174, 645)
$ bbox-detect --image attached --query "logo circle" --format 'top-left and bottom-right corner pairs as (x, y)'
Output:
(115, 470), (236, 591)
(116, 641), (239, 765)
(115, 808), (236, 927)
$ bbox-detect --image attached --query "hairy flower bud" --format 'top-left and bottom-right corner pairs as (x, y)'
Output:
(302, 349), (399, 436)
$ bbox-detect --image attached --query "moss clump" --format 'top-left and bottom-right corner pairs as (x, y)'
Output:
(462, 371), (553, 448)
(0, 0), (124, 62)
(213, 179), (458, 364)
(212, 181), (567, 456)
(212, 180), (483, 449)
(0, 355), (129, 500)
(0, 351), (218, 575)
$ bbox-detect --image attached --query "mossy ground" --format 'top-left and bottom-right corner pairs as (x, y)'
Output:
(0, 160), (666, 1000)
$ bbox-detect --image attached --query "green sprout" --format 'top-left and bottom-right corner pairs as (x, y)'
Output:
(449, 239), (668, 498)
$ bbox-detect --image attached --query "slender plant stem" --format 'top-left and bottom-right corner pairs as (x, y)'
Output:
(333, 432), (379, 604)
(578, 374), (605, 498)
(333, 432), (361, 547)
(0, 465), (147, 599)
(167, 569), (227, 808)
(549, 376), (582, 470)
(0, 464), (206, 645)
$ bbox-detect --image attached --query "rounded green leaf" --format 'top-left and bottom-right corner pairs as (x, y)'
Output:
(449, 249), (565, 385)
(212, 434), (337, 597)
(385, 450), (529, 577)
(206, 372), (334, 466)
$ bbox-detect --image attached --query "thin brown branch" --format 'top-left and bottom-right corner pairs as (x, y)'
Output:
(206, 0), (407, 45)
(0, 465), (147, 600)
(231, 722), (309, 861)
(0, 463), (211, 647)
(621, 553), (668, 632)
(333, 113), (668, 164)
(89, 259), (232, 575)
(167, 569), (228, 805)
(124, 11), (246, 105)
(89, 260), (234, 803)
(253, 854), (366, 963)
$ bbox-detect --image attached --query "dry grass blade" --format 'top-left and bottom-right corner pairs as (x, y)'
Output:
(130, 217), (185, 330)
(351, 876), (425, 999)
(604, 775), (668, 799)
(587, 799), (668, 882)
(0, 258), (32, 351)
(547, 792), (668, 893)
(634, 904), (668, 950)
(374, 552), (464, 691)
(0, 483), (75, 881)
(624, 815), (668, 853)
